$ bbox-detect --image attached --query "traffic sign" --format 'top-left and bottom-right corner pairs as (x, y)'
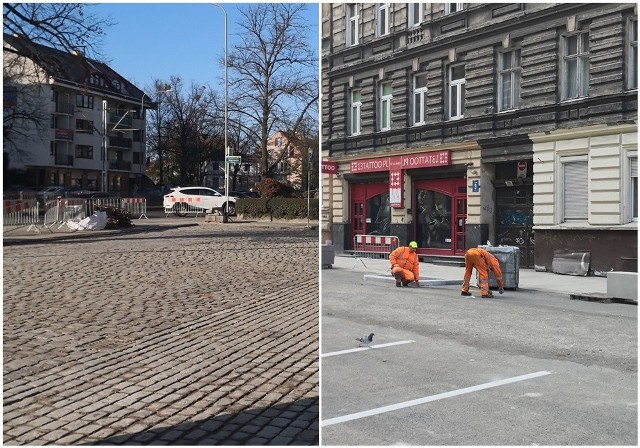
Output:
(226, 156), (241, 164)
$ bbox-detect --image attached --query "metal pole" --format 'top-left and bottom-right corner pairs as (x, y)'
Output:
(212, 3), (229, 223)
(102, 99), (108, 193)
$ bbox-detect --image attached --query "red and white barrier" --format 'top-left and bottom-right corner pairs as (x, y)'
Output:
(3, 199), (39, 230)
(352, 234), (400, 261)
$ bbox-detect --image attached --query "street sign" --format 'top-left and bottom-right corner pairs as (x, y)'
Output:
(226, 156), (241, 164)
(517, 160), (527, 178)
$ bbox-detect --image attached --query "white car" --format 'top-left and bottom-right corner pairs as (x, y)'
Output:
(163, 186), (238, 217)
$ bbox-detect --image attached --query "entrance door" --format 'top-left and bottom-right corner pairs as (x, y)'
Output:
(350, 182), (390, 246)
(495, 185), (534, 268)
(414, 178), (467, 255)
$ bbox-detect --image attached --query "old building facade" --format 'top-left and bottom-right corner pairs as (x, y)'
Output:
(321, 3), (637, 272)
(4, 33), (151, 194)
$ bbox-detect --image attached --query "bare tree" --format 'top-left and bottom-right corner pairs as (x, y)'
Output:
(156, 77), (224, 186)
(227, 3), (318, 180)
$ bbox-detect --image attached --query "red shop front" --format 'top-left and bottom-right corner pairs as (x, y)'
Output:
(348, 150), (467, 256)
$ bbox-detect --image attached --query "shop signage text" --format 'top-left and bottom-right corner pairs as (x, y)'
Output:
(350, 150), (451, 173)
(321, 161), (339, 174)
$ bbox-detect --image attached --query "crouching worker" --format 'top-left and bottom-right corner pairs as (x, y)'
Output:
(461, 247), (504, 298)
(389, 241), (420, 287)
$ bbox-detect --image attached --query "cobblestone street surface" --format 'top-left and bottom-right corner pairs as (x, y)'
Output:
(3, 224), (319, 445)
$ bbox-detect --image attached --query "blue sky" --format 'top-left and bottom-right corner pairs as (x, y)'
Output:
(89, 3), (319, 95)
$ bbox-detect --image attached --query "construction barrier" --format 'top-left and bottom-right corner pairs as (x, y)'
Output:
(122, 197), (147, 219)
(164, 196), (206, 216)
(352, 234), (400, 260)
(3, 199), (40, 232)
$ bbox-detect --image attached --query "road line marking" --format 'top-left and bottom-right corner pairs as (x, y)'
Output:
(321, 340), (415, 358)
(321, 370), (552, 427)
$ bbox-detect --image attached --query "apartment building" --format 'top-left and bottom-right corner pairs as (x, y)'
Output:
(321, 3), (637, 272)
(3, 33), (152, 194)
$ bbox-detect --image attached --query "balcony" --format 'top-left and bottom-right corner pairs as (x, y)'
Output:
(55, 154), (74, 166)
(108, 136), (133, 149)
(407, 27), (424, 45)
(109, 160), (132, 171)
(54, 102), (74, 115)
(53, 128), (74, 141)
(109, 112), (132, 127)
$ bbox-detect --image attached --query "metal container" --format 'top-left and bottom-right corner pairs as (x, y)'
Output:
(322, 244), (335, 268)
(478, 245), (520, 290)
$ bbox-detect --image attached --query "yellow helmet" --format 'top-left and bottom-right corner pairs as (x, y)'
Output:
(409, 241), (418, 249)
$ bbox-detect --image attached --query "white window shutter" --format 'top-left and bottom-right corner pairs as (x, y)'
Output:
(563, 160), (588, 221)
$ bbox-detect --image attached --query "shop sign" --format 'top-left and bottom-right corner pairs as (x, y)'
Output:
(389, 169), (403, 208)
(350, 150), (451, 174)
(321, 160), (339, 174)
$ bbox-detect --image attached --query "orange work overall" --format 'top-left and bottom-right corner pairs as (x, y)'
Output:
(389, 246), (420, 283)
(461, 248), (504, 297)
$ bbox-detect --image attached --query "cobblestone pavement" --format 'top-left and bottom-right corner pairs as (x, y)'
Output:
(3, 225), (319, 445)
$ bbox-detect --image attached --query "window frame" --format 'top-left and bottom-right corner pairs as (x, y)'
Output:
(626, 151), (638, 223)
(377, 3), (391, 37)
(347, 3), (360, 47)
(408, 3), (424, 28)
(412, 73), (428, 126)
(561, 30), (590, 101)
(448, 64), (465, 121)
(497, 48), (521, 112)
(445, 3), (464, 15)
(75, 94), (94, 109)
(379, 81), (393, 132)
(559, 155), (589, 223)
(627, 17), (638, 90)
(350, 89), (362, 136)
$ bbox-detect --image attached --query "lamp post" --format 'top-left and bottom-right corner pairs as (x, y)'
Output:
(141, 88), (172, 189)
(211, 3), (229, 222)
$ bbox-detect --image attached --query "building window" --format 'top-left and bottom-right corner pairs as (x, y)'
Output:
(562, 30), (590, 100)
(445, 3), (464, 15)
(412, 73), (428, 125)
(350, 90), (362, 136)
(76, 119), (94, 134)
(377, 3), (390, 37)
(448, 64), (465, 120)
(497, 48), (521, 111)
(561, 156), (588, 222)
(275, 137), (282, 147)
(75, 145), (93, 159)
(347, 3), (360, 46)
(379, 81), (393, 131)
(408, 3), (423, 28)
(627, 18), (637, 90)
(76, 94), (94, 109)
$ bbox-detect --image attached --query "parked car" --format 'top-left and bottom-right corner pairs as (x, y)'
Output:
(163, 186), (238, 217)
(36, 186), (66, 203)
(3, 185), (36, 199)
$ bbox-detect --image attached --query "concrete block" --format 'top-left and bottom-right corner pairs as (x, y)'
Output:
(607, 271), (638, 301)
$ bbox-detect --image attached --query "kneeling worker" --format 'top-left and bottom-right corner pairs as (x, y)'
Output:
(390, 241), (420, 287)
(461, 247), (504, 298)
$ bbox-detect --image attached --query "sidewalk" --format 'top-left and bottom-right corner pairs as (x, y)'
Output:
(331, 254), (609, 297)
(2, 216), (319, 246)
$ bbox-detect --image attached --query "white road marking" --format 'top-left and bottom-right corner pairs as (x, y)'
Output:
(321, 340), (415, 358)
(321, 370), (552, 427)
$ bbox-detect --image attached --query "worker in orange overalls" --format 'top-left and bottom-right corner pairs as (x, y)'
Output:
(389, 241), (420, 287)
(461, 247), (504, 298)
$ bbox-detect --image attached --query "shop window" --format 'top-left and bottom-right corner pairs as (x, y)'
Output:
(560, 156), (588, 222)
(416, 189), (452, 249)
(366, 192), (391, 235)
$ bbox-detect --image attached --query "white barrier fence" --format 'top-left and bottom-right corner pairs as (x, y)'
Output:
(3, 199), (40, 232)
(4, 196), (148, 232)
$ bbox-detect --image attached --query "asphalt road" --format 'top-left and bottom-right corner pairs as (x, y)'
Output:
(3, 224), (319, 445)
(320, 265), (637, 446)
